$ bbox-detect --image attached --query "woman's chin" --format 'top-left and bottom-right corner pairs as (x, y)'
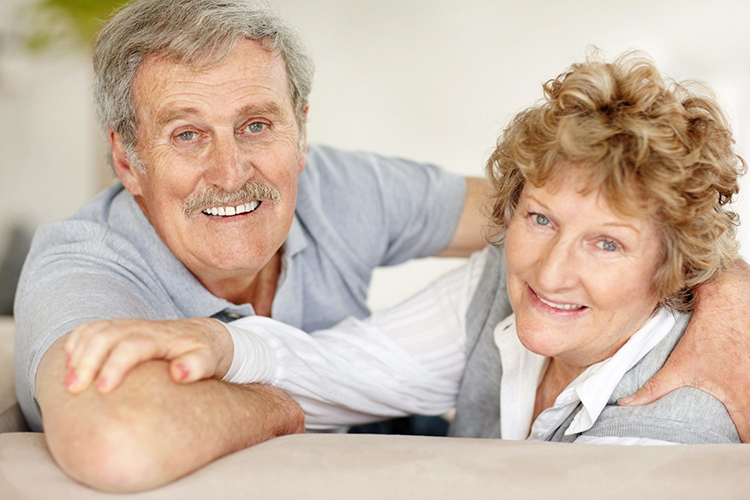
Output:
(515, 323), (566, 358)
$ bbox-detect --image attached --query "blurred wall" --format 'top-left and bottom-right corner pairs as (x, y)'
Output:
(0, 0), (103, 261)
(274, 0), (750, 310)
(1, 0), (749, 312)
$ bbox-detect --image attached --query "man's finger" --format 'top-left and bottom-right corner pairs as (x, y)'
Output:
(723, 404), (750, 443)
(618, 372), (682, 406)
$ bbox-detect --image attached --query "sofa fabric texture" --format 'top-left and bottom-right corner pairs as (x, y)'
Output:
(1, 433), (749, 499)
(0, 317), (26, 433)
(2, 316), (749, 499)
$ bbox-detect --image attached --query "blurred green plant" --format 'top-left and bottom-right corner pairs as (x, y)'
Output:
(25, 0), (126, 52)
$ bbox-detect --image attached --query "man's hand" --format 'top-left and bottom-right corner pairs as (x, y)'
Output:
(619, 260), (750, 442)
(64, 318), (233, 394)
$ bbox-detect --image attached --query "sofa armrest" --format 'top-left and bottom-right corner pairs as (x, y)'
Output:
(1, 433), (749, 498)
(0, 316), (28, 433)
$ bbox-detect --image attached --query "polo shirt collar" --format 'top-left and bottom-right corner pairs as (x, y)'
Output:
(284, 213), (308, 259)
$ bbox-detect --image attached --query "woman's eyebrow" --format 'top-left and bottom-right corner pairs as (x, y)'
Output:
(526, 193), (642, 235)
(524, 194), (552, 211)
(601, 221), (641, 235)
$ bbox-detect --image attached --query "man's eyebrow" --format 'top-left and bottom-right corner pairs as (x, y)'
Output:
(235, 102), (285, 120)
(156, 107), (201, 129)
(156, 102), (287, 129)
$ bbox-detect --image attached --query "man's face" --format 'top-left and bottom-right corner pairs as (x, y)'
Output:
(119, 39), (306, 286)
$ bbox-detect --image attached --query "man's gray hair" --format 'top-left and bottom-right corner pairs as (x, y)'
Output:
(93, 0), (314, 166)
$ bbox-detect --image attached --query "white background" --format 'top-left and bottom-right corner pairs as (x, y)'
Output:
(1, 0), (749, 311)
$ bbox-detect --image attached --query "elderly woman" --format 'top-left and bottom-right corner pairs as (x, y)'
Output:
(67, 52), (745, 444)
(199, 52), (742, 444)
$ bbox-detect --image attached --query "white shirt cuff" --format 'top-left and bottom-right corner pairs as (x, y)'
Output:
(221, 323), (277, 385)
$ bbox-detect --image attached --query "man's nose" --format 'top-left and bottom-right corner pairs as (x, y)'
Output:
(205, 132), (254, 192)
(535, 235), (580, 293)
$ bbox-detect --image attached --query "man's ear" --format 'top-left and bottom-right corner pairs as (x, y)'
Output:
(110, 130), (144, 196)
(297, 105), (309, 174)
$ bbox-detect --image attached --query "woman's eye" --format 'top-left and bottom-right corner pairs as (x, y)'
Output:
(245, 122), (266, 134)
(597, 239), (619, 252)
(533, 214), (550, 226)
(176, 131), (199, 142)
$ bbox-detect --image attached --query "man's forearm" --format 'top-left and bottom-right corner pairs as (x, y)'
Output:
(436, 177), (492, 257)
(37, 336), (304, 493)
(694, 258), (750, 307)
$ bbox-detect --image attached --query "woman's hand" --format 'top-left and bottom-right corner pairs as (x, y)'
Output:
(63, 318), (234, 394)
(620, 260), (750, 442)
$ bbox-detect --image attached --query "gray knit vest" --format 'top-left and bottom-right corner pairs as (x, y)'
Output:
(448, 246), (740, 444)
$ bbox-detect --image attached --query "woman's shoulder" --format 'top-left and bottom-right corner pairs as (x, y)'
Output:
(583, 312), (739, 444)
(583, 387), (740, 444)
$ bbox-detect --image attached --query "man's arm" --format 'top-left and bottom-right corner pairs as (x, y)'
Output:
(620, 259), (750, 442)
(38, 335), (304, 493)
(436, 177), (492, 257)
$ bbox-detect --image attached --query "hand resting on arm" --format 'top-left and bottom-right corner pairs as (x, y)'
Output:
(38, 331), (304, 493)
(64, 318), (234, 393)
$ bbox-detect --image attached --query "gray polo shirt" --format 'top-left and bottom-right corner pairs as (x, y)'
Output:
(14, 144), (466, 431)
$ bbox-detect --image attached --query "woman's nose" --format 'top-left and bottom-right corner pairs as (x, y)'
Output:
(535, 236), (580, 293)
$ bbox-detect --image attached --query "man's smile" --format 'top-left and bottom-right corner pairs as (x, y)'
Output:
(201, 200), (261, 217)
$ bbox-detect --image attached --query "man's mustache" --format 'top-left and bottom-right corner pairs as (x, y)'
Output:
(183, 181), (281, 217)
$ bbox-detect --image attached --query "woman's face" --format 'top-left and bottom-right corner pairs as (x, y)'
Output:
(505, 174), (663, 367)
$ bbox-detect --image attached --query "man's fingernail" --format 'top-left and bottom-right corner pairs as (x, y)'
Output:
(96, 378), (107, 392)
(65, 368), (77, 389)
(177, 364), (189, 380)
(619, 396), (634, 405)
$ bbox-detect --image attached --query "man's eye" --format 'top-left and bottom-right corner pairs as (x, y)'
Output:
(597, 239), (619, 252)
(176, 131), (199, 142)
(245, 122), (266, 134)
(533, 214), (550, 226)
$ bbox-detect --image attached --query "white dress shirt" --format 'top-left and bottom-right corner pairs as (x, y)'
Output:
(226, 248), (681, 444)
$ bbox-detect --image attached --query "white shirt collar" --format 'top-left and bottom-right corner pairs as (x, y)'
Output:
(494, 308), (679, 441)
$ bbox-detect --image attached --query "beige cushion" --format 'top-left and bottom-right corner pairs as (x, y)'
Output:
(0, 316), (26, 433)
(2, 316), (749, 498)
(1, 432), (749, 499)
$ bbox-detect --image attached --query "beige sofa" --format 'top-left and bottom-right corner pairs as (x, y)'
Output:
(2, 316), (750, 499)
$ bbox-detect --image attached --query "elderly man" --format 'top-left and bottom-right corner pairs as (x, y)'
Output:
(13, 0), (750, 493)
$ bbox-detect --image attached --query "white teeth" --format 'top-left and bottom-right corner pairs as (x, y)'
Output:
(203, 201), (261, 217)
(538, 295), (583, 310)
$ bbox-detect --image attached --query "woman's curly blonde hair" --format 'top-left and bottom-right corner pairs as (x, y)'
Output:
(487, 51), (746, 311)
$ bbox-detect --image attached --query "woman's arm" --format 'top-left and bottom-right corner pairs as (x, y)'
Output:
(63, 250), (488, 429)
(226, 251), (487, 428)
(227, 314), (463, 428)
